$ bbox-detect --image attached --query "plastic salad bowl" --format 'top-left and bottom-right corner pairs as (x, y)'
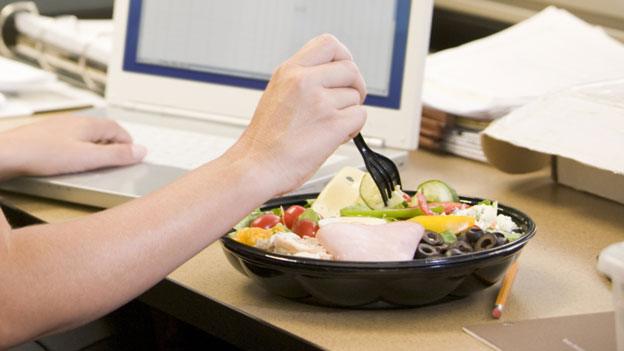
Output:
(220, 193), (536, 308)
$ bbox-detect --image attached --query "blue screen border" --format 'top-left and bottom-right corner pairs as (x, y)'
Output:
(122, 0), (411, 109)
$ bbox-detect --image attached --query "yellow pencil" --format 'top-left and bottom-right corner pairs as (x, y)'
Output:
(492, 260), (519, 319)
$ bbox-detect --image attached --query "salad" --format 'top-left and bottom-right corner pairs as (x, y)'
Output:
(230, 167), (524, 262)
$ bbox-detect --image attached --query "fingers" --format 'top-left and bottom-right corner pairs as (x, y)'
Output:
(275, 34), (367, 103)
(84, 118), (133, 144)
(80, 143), (147, 170)
(289, 34), (353, 66)
(314, 61), (367, 103)
(326, 88), (361, 110)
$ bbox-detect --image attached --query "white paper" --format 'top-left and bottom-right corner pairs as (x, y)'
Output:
(0, 55), (56, 92)
(423, 7), (624, 120)
(0, 81), (104, 119)
(483, 78), (624, 175)
(443, 130), (487, 162)
(0, 101), (32, 118)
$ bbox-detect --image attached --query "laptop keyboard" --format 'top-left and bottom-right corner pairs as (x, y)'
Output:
(119, 121), (346, 170)
(120, 121), (238, 170)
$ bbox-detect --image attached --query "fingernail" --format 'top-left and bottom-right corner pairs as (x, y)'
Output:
(131, 144), (147, 160)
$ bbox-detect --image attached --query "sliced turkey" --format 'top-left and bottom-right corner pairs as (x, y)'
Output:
(316, 221), (424, 262)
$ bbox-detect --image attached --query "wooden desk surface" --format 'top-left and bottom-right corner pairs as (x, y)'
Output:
(1, 116), (623, 350)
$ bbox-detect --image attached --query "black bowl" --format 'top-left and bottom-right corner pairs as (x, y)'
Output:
(221, 193), (536, 308)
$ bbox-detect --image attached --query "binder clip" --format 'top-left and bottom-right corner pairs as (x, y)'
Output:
(78, 31), (107, 94)
(0, 1), (39, 58)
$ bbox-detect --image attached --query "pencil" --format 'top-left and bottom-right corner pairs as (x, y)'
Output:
(491, 260), (519, 319)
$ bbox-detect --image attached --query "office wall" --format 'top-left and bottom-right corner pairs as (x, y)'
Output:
(0, 0), (113, 18)
(534, 0), (624, 19)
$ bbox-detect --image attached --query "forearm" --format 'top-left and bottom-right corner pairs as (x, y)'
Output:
(0, 33), (367, 347)
(0, 148), (277, 346)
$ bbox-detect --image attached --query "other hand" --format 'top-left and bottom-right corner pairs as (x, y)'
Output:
(0, 115), (146, 180)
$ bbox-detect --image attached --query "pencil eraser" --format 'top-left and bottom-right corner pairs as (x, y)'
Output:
(491, 307), (502, 319)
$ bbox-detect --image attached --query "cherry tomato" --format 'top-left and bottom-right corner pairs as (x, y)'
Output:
(283, 205), (306, 229)
(292, 219), (319, 238)
(250, 213), (281, 229)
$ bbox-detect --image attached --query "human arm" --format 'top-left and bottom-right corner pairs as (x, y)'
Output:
(0, 34), (366, 347)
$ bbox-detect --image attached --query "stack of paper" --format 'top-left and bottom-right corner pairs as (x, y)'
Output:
(418, 106), (455, 151)
(15, 13), (112, 66)
(421, 6), (624, 162)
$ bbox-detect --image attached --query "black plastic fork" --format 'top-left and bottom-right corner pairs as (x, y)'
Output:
(353, 133), (402, 205)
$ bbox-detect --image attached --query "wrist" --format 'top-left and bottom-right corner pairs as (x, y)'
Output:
(0, 133), (26, 181)
(221, 141), (284, 199)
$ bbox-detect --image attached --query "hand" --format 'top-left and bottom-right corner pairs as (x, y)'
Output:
(231, 34), (367, 195)
(0, 115), (146, 180)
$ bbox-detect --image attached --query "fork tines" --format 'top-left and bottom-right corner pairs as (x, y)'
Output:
(353, 134), (402, 205)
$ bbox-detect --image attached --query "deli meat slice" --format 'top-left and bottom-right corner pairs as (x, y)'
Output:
(316, 221), (425, 262)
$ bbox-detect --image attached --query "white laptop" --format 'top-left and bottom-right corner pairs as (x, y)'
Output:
(0, 0), (432, 208)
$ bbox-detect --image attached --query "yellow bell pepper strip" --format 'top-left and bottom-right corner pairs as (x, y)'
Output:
(409, 215), (475, 234)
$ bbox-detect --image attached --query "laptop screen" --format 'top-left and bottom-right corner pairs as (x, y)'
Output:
(123, 0), (410, 109)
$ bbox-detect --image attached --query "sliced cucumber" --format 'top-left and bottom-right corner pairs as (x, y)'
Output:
(416, 180), (459, 203)
(359, 173), (385, 210)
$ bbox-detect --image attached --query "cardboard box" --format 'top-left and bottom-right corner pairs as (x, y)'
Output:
(554, 157), (624, 205)
(480, 78), (624, 205)
(482, 135), (624, 205)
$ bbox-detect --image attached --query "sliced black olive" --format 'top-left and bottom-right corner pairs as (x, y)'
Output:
(493, 232), (508, 246)
(437, 243), (449, 254)
(475, 233), (497, 251)
(415, 243), (440, 258)
(450, 240), (473, 253)
(422, 231), (444, 246)
(465, 226), (484, 243)
(445, 248), (464, 257)
(456, 233), (469, 242)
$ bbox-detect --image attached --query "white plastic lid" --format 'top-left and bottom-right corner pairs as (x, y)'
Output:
(597, 242), (624, 281)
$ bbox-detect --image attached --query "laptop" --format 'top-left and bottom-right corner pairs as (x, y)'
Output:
(0, 0), (433, 208)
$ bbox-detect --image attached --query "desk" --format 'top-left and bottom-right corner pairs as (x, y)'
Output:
(1, 116), (623, 350)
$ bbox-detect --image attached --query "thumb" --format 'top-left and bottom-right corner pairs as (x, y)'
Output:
(82, 143), (147, 169)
